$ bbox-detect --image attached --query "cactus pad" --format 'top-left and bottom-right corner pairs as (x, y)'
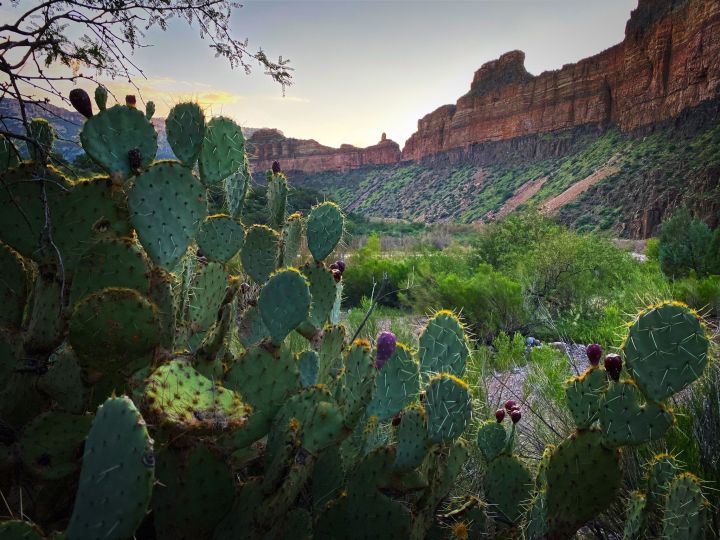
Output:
(68, 287), (160, 370)
(225, 165), (250, 220)
(69, 237), (150, 307)
(94, 85), (108, 110)
(267, 171), (288, 230)
(241, 224), (279, 283)
(419, 311), (469, 378)
(144, 359), (249, 433)
(237, 303), (269, 348)
(196, 214), (245, 263)
(623, 302), (709, 401)
(166, 102), (206, 167)
(565, 366), (608, 429)
(424, 373), (471, 443)
(282, 212), (303, 265)
(0, 242), (29, 328)
(367, 343), (420, 421)
(27, 118), (55, 161)
(37, 343), (86, 413)
(623, 491), (646, 540)
(302, 262), (338, 329)
(546, 429), (621, 539)
(187, 261), (228, 334)
(298, 350), (320, 387)
(476, 421), (509, 462)
(199, 116), (246, 185)
(80, 105), (157, 179)
(647, 453), (681, 508)
(67, 396), (154, 540)
(335, 340), (376, 428)
(258, 268), (311, 343)
(662, 473), (707, 540)
(395, 404), (429, 470)
(306, 202), (343, 261)
(484, 454), (533, 524)
(19, 411), (93, 480)
(0, 135), (20, 171)
(599, 381), (673, 447)
(128, 161), (207, 269)
(318, 324), (346, 384)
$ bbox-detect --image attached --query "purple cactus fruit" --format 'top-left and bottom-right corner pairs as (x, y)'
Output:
(604, 353), (623, 382)
(586, 344), (603, 366)
(272, 161), (281, 174)
(69, 89), (93, 118)
(128, 148), (141, 171)
(495, 409), (506, 423)
(126, 95), (137, 108)
(504, 399), (517, 412)
(375, 331), (396, 369)
(331, 269), (342, 283)
(391, 413), (402, 427)
(334, 260), (346, 274)
(510, 409), (522, 424)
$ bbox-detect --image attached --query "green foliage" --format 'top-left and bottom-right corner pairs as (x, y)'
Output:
(490, 331), (526, 371)
(658, 208), (714, 278)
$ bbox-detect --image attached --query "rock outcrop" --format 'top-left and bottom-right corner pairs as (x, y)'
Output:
(402, 0), (720, 161)
(247, 129), (401, 173)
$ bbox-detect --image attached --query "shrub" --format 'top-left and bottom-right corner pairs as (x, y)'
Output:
(658, 208), (713, 278)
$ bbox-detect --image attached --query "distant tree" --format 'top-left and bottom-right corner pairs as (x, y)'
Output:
(658, 208), (713, 278)
(0, 0), (292, 151)
(705, 225), (720, 275)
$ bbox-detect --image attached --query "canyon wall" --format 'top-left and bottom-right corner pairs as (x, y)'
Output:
(248, 129), (401, 174)
(402, 0), (720, 161)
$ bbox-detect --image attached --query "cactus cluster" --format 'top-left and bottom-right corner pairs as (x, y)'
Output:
(0, 88), (712, 540)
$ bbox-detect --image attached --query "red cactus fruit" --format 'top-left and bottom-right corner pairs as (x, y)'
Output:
(510, 409), (522, 424)
(504, 399), (517, 412)
(69, 89), (93, 118)
(495, 409), (506, 423)
(604, 353), (623, 382)
(586, 343), (603, 366)
(126, 95), (137, 108)
(272, 161), (281, 174)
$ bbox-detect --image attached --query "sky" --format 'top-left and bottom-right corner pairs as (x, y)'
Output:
(6, 0), (639, 149)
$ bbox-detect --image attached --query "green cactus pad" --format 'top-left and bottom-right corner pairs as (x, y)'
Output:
(622, 491), (646, 540)
(94, 85), (108, 110)
(197, 214), (245, 263)
(258, 268), (311, 343)
(145, 101), (155, 120)
(484, 454), (533, 525)
(623, 302), (709, 402)
(395, 404), (429, 470)
(0, 242), (30, 328)
(335, 340), (376, 428)
(144, 359), (249, 433)
(154, 444), (234, 540)
(662, 473), (707, 540)
(19, 411), (93, 480)
(424, 373), (471, 443)
(0, 163), (69, 259)
(128, 161), (207, 269)
(69, 237), (150, 307)
(148, 268), (176, 350)
(526, 492), (548, 540)
(0, 135), (20, 171)
(313, 446), (345, 511)
(241, 224), (279, 283)
(306, 202), (344, 261)
(419, 311), (469, 378)
(37, 343), (86, 413)
(367, 343), (420, 421)
(26, 117), (55, 161)
(68, 287), (160, 370)
(282, 212), (304, 266)
(188, 261), (228, 333)
(211, 477), (262, 540)
(599, 380), (673, 447)
(266, 508), (311, 540)
(225, 164), (250, 220)
(67, 396), (154, 540)
(476, 421), (509, 462)
(318, 324), (346, 384)
(546, 429), (621, 539)
(418, 440), (470, 514)
(266, 386), (344, 465)
(299, 350), (320, 387)
(223, 345), (299, 445)
(166, 102), (206, 167)
(238, 302), (270, 348)
(80, 105), (157, 178)
(647, 453), (681, 508)
(565, 366), (609, 429)
(266, 171), (288, 230)
(50, 175), (133, 271)
(199, 116), (246, 185)
(0, 521), (45, 539)
(24, 274), (64, 353)
(301, 262), (337, 329)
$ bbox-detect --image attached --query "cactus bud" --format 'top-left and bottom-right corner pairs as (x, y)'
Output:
(375, 331), (396, 369)
(69, 88), (93, 118)
(510, 409), (522, 424)
(272, 161), (281, 174)
(126, 95), (137, 108)
(604, 354), (622, 382)
(495, 409), (505, 423)
(504, 399), (517, 412)
(586, 343), (602, 366)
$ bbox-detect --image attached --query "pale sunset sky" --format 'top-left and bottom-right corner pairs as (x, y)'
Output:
(7, 0), (639, 149)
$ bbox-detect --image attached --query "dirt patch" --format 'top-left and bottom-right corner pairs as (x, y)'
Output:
(489, 176), (547, 220)
(541, 155), (621, 214)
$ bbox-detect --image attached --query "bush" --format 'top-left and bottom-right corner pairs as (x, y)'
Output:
(491, 331), (526, 371)
(658, 208), (713, 278)
(674, 275), (720, 318)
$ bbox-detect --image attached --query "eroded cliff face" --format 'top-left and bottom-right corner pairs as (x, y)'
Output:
(402, 0), (720, 161)
(247, 129), (401, 174)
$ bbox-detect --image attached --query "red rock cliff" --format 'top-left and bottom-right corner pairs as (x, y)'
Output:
(248, 129), (401, 173)
(402, 0), (720, 160)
